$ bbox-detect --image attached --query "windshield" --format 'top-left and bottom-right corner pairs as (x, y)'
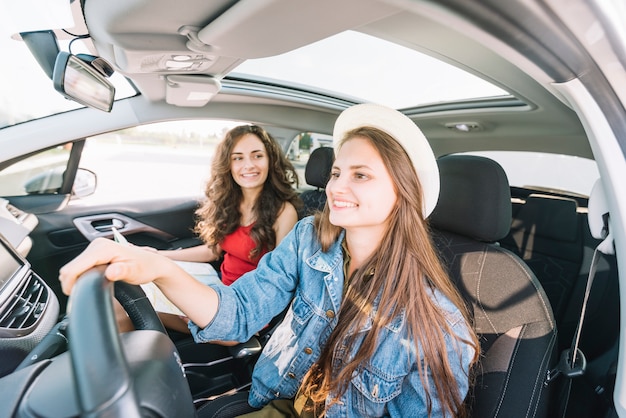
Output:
(0, 8), (137, 130)
(232, 30), (510, 109)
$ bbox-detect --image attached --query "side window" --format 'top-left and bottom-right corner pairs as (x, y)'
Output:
(0, 144), (73, 197)
(459, 151), (599, 197)
(288, 132), (333, 191)
(76, 120), (243, 204)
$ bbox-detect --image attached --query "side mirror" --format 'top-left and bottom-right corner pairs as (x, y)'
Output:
(53, 52), (115, 112)
(72, 168), (97, 198)
(24, 168), (97, 199)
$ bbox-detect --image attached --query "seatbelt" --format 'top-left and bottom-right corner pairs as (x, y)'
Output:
(545, 212), (614, 417)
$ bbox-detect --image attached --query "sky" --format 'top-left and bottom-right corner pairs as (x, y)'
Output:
(0, 0), (83, 122)
(233, 30), (509, 109)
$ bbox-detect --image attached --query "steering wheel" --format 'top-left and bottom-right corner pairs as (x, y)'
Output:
(114, 280), (167, 334)
(14, 267), (195, 417)
(15, 271), (166, 372)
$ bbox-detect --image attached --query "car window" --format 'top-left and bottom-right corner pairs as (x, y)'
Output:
(0, 144), (73, 196)
(458, 151), (600, 197)
(75, 120), (244, 205)
(288, 132), (333, 191)
(233, 30), (510, 109)
(0, 36), (137, 130)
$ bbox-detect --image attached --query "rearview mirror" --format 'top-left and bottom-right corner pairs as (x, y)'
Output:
(53, 52), (115, 112)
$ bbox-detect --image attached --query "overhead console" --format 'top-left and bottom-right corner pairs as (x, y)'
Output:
(80, 0), (402, 104)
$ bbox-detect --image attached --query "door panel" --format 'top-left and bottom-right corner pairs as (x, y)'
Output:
(24, 196), (201, 313)
(1, 119), (257, 314)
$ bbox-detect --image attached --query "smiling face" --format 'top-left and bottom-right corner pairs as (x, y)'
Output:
(326, 136), (398, 235)
(230, 133), (270, 193)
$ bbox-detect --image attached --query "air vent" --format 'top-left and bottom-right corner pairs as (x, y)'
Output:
(0, 273), (48, 331)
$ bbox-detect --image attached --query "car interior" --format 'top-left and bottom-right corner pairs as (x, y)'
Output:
(431, 154), (558, 417)
(0, 0), (624, 417)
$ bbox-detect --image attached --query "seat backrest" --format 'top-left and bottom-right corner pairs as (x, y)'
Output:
(429, 155), (557, 418)
(299, 146), (334, 217)
(500, 194), (583, 332)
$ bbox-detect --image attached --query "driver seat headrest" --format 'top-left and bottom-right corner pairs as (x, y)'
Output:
(304, 147), (334, 189)
(429, 154), (512, 242)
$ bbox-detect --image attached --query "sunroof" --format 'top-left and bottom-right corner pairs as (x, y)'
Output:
(232, 30), (509, 109)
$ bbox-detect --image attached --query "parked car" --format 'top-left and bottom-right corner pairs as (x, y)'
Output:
(0, 0), (623, 417)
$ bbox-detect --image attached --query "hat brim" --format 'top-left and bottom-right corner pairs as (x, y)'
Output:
(332, 103), (440, 217)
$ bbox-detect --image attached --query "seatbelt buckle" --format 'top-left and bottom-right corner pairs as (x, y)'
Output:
(545, 348), (587, 385)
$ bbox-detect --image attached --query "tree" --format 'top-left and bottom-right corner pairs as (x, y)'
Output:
(299, 132), (312, 151)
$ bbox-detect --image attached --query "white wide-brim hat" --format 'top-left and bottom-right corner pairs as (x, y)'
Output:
(332, 103), (440, 218)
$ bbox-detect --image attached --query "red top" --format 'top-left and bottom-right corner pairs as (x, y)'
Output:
(220, 223), (267, 286)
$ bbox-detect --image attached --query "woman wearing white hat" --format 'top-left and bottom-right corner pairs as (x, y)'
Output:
(59, 104), (479, 417)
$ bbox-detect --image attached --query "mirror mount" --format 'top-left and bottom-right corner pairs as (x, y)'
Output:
(75, 54), (115, 78)
(20, 30), (60, 80)
(53, 51), (115, 112)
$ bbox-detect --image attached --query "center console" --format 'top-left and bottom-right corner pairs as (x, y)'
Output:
(0, 233), (59, 377)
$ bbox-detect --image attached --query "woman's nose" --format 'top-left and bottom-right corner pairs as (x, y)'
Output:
(327, 175), (347, 193)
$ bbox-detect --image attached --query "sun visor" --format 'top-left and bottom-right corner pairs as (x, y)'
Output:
(193, 0), (400, 58)
(165, 75), (221, 107)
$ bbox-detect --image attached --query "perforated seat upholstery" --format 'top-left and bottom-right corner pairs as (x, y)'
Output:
(429, 155), (557, 417)
(298, 147), (334, 218)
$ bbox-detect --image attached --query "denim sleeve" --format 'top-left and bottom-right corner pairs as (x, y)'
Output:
(386, 315), (475, 417)
(188, 219), (304, 343)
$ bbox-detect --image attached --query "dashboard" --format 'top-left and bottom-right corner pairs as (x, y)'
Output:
(0, 199), (59, 377)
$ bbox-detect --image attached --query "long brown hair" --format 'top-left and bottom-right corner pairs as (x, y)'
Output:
(195, 125), (301, 258)
(301, 127), (479, 417)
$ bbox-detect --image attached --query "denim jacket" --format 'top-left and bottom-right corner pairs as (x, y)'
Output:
(190, 217), (475, 417)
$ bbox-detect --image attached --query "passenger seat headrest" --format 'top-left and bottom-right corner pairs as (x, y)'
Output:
(430, 155), (512, 242)
(304, 147), (334, 189)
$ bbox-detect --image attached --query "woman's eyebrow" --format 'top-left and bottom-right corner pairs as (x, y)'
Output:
(231, 149), (265, 155)
(331, 164), (371, 170)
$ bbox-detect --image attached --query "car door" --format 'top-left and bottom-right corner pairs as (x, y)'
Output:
(0, 120), (238, 313)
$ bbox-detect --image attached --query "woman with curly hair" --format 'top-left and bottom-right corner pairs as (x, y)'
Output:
(160, 124), (301, 286)
(146, 124), (301, 334)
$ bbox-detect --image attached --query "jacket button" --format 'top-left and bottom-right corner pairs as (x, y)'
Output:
(304, 347), (313, 355)
(326, 310), (335, 318)
(288, 372), (296, 379)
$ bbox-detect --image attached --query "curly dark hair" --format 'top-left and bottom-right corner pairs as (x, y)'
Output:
(195, 125), (301, 259)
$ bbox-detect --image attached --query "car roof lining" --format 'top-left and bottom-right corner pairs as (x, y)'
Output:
(20, 0), (594, 161)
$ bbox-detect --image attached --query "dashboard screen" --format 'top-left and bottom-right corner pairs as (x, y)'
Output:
(0, 236), (23, 291)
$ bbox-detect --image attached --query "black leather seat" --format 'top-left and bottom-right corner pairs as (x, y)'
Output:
(429, 155), (558, 417)
(500, 193), (583, 343)
(298, 146), (334, 218)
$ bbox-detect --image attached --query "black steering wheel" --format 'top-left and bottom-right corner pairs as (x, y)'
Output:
(114, 279), (167, 334)
(15, 270), (167, 372)
(13, 267), (195, 417)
